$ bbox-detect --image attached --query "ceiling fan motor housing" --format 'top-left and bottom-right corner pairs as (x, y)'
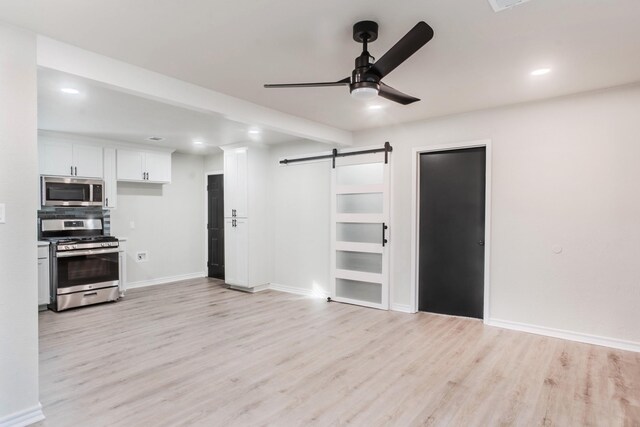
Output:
(351, 21), (381, 95)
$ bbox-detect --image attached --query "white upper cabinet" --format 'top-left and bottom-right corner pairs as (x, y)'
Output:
(116, 150), (144, 181)
(40, 140), (73, 176)
(144, 151), (172, 183)
(223, 148), (248, 218)
(117, 149), (172, 184)
(73, 145), (103, 178)
(39, 140), (103, 178)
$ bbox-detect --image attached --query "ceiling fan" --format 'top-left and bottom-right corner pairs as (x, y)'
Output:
(264, 20), (434, 105)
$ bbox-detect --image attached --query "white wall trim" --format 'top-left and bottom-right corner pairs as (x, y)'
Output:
(0, 403), (44, 427)
(269, 283), (329, 299)
(410, 139), (493, 319)
(390, 303), (413, 313)
(487, 318), (640, 353)
(127, 272), (205, 290)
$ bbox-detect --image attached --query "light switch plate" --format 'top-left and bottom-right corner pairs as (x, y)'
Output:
(0, 203), (5, 223)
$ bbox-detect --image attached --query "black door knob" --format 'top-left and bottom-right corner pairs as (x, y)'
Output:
(478, 240), (484, 246)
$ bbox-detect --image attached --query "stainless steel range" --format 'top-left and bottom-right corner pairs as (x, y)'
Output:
(41, 218), (120, 312)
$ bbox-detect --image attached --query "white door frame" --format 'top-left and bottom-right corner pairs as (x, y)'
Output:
(410, 139), (492, 321)
(204, 170), (224, 275)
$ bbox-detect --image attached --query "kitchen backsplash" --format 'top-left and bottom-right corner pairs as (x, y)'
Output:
(37, 207), (111, 236)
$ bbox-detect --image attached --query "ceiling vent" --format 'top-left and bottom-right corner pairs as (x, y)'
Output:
(487, 0), (532, 12)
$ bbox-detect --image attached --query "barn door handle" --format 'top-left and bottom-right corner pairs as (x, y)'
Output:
(382, 223), (388, 247)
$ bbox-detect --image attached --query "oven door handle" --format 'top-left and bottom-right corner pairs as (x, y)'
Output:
(56, 248), (120, 257)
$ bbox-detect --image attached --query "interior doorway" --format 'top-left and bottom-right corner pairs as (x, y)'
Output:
(207, 173), (225, 279)
(411, 141), (491, 319)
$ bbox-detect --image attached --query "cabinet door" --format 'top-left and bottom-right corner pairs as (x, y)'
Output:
(235, 149), (248, 217)
(223, 152), (236, 217)
(73, 145), (103, 178)
(38, 257), (50, 306)
(40, 140), (73, 176)
(234, 218), (249, 286)
(117, 149), (144, 181)
(224, 218), (237, 284)
(145, 151), (172, 183)
(103, 148), (117, 208)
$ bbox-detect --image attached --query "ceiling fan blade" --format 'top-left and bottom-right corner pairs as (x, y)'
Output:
(264, 77), (350, 89)
(378, 82), (420, 105)
(370, 21), (434, 79)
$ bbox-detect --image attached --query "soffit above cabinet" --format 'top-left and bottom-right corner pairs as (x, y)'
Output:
(37, 68), (306, 155)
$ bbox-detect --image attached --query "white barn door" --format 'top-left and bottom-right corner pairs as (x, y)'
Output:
(330, 152), (390, 310)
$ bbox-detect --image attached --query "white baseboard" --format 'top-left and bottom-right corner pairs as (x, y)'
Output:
(126, 271), (205, 290)
(390, 303), (414, 313)
(229, 283), (269, 293)
(0, 403), (44, 427)
(487, 318), (640, 353)
(269, 283), (329, 299)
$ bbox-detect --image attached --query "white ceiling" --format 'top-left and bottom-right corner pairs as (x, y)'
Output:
(3, 0), (640, 131)
(38, 68), (300, 154)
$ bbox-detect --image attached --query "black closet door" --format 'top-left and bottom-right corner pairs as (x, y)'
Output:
(207, 174), (225, 279)
(418, 147), (486, 319)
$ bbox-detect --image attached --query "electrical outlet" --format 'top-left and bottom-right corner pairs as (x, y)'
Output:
(130, 221), (136, 229)
(0, 203), (5, 224)
(136, 251), (148, 262)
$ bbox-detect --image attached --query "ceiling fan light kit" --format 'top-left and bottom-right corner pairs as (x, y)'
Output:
(350, 82), (380, 100)
(264, 20), (434, 105)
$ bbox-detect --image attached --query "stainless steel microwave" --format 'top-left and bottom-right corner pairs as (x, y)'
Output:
(41, 176), (104, 207)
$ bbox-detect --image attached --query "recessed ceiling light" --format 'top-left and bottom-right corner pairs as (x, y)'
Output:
(60, 87), (80, 94)
(248, 128), (261, 135)
(193, 140), (204, 145)
(368, 104), (385, 110)
(531, 68), (551, 76)
(147, 136), (164, 142)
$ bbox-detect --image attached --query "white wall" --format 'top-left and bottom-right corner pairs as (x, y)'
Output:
(269, 141), (332, 295)
(0, 23), (43, 425)
(353, 84), (640, 345)
(204, 152), (223, 172)
(268, 84), (640, 347)
(111, 153), (205, 285)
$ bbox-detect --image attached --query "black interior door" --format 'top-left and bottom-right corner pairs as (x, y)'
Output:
(207, 174), (224, 279)
(419, 147), (486, 319)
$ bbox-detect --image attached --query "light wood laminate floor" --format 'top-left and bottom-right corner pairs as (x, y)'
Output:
(36, 278), (640, 426)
